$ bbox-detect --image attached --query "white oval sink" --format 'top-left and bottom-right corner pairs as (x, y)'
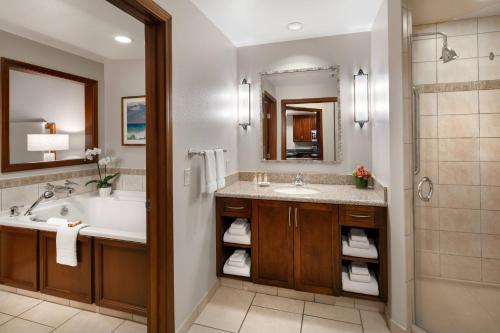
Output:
(273, 186), (320, 195)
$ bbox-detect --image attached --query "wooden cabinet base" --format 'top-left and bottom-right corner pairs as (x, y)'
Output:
(39, 231), (93, 303)
(94, 238), (147, 316)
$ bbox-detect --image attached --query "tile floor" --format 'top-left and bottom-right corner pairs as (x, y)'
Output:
(189, 286), (390, 333)
(0, 290), (146, 333)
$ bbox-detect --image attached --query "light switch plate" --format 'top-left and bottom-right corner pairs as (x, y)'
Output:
(184, 168), (191, 186)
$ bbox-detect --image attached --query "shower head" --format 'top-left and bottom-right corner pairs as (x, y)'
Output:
(411, 31), (459, 63)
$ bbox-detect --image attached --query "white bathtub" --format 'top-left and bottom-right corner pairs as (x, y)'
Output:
(0, 191), (146, 243)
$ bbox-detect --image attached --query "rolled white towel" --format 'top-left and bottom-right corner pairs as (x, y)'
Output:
(350, 261), (369, 276)
(47, 217), (68, 226)
(350, 228), (367, 242)
(348, 233), (370, 249)
(349, 264), (371, 283)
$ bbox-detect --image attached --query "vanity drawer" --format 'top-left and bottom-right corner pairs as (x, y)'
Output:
(341, 205), (377, 227)
(218, 197), (252, 217)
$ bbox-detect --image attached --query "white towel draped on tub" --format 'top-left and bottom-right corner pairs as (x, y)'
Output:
(56, 223), (88, 267)
(203, 150), (217, 193)
(342, 266), (379, 296)
(47, 217), (68, 226)
(215, 148), (226, 189)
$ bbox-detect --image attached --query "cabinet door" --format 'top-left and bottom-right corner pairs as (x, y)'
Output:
(252, 200), (294, 288)
(294, 203), (338, 294)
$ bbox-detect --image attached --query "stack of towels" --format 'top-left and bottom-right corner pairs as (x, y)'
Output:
(223, 218), (251, 245)
(223, 249), (251, 277)
(342, 262), (379, 296)
(342, 228), (378, 259)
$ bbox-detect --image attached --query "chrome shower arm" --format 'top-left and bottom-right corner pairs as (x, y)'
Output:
(411, 31), (448, 46)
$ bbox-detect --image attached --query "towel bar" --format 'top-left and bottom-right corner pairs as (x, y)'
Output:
(188, 148), (227, 158)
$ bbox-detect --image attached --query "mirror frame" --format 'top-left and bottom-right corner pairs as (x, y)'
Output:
(1, 57), (98, 172)
(259, 65), (342, 164)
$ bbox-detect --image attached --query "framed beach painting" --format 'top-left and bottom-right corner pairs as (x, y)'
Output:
(121, 95), (146, 146)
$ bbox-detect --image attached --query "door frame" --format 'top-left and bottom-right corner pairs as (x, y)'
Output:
(105, 1), (174, 332)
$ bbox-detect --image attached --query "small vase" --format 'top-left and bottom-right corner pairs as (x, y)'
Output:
(99, 187), (112, 197)
(355, 177), (369, 189)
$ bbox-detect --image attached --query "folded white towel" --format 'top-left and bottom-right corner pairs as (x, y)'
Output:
(203, 150), (217, 193)
(231, 218), (249, 229)
(342, 266), (379, 296)
(349, 265), (371, 283)
(223, 256), (251, 277)
(223, 229), (251, 245)
(229, 250), (246, 262)
(47, 217), (68, 226)
(229, 223), (250, 236)
(228, 252), (249, 268)
(215, 149), (226, 190)
(348, 234), (370, 249)
(350, 228), (367, 242)
(350, 261), (369, 276)
(56, 223), (88, 267)
(342, 236), (378, 259)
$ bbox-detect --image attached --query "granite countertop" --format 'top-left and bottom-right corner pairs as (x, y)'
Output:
(216, 181), (387, 207)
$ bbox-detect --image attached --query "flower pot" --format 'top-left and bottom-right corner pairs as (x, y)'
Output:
(99, 187), (112, 197)
(354, 177), (369, 189)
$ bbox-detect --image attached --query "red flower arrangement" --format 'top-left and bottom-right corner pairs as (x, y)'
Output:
(352, 165), (371, 188)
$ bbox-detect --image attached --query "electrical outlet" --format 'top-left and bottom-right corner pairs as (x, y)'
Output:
(184, 168), (191, 186)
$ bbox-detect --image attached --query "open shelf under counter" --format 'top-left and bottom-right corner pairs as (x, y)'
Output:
(342, 255), (379, 264)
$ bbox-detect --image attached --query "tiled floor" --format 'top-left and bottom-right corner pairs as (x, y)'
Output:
(0, 290), (146, 333)
(189, 286), (390, 333)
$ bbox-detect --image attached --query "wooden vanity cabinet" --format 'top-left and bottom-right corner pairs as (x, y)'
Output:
(293, 115), (316, 142)
(0, 226), (38, 291)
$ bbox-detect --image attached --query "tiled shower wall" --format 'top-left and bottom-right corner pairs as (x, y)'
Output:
(413, 16), (500, 285)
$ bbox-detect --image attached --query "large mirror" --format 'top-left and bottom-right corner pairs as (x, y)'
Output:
(1, 58), (98, 172)
(260, 66), (340, 163)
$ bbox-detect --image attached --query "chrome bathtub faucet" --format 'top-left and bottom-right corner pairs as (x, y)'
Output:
(24, 190), (54, 216)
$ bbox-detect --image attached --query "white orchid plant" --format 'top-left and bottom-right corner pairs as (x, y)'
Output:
(84, 148), (119, 189)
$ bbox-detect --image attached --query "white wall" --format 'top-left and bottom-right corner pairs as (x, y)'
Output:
(237, 33), (372, 173)
(104, 59), (146, 169)
(151, 0), (238, 329)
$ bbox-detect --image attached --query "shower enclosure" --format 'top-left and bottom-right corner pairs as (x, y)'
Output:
(410, 17), (500, 333)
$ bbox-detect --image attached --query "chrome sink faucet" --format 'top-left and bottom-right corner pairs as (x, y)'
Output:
(293, 173), (305, 187)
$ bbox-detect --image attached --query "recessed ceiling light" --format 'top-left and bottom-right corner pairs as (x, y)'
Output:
(114, 35), (132, 44)
(287, 22), (304, 31)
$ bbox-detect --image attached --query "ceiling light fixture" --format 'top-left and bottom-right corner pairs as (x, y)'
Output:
(114, 35), (132, 44)
(287, 22), (304, 31)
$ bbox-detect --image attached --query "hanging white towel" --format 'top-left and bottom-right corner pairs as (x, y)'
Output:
(350, 228), (367, 242)
(223, 256), (251, 277)
(223, 229), (251, 245)
(342, 236), (378, 259)
(350, 261), (369, 276)
(342, 266), (379, 296)
(215, 149), (226, 189)
(203, 150), (217, 193)
(349, 264), (371, 283)
(56, 223), (88, 267)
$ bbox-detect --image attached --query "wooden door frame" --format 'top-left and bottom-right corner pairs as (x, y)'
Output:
(105, 1), (173, 332)
(262, 90), (277, 160)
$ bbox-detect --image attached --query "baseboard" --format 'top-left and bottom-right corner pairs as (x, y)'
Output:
(176, 279), (220, 333)
(390, 319), (409, 333)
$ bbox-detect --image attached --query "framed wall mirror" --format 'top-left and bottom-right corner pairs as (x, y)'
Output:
(1, 58), (98, 172)
(260, 66), (341, 163)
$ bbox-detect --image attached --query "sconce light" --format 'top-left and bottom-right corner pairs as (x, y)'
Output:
(238, 78), (251, 130)
(354, 69), (369, 128)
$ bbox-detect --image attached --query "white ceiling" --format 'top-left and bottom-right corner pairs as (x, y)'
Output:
(411, 0), (500, 25)
(0, 0), (144, 61)
(190, 0), (384, 47)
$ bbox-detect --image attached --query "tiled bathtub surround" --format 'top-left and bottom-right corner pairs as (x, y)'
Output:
(413, 16), (500, 286)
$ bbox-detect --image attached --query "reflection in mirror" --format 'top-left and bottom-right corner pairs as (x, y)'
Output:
(260, 67), (340, 163)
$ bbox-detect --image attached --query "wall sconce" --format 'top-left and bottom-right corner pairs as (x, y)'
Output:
(238, 78), (251, 130)
(354, 69), (369, 128)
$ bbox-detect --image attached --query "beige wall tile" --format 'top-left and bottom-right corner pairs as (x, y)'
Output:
(415, 251), (440, 276)
(440, 254), (482, 281)
(439, 185), (480, 209)
(1, 184), (38, 211)
(438, 114), (479, 138)
(438, 35), (478, 59)
(482, 234), (500, 259)
(415, 229), (439, 251)
(479, 16), (500, 33)
(478, 32), (500, 57)
(420, 116), (437, 138)
(437, 18), (477, 36)
(416, 161), (438, 183)
(415, 184), (439, 207)
(479, 57), (500, 81)
(481, 210), (500, 234)
(415, 206), (439, 230)
(438, 91), (478, 115)
(413, 62), (436, 85)
(480, 114), (500, 137)
(412, 38), (437, 62)
(440, 231), (481, 256)
(438, 162), (480, 185)
(421, 139), (438, 161)
(420, 93), (437, 115)
(481, 186), (500, 210)
(480, 89), (500, 114)
(122, 175), (143, 191)
(480, 138), (500, 161)
(481, 162), (500, 186)
(413, 24), (437, 36)
(438, 58), (478, 83)
(439, 208), (481, 233)
(439, 138), (479, 161)
(482, 258), (500, 283)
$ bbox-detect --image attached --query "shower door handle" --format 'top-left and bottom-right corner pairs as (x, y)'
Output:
(417, 177), (433, 202)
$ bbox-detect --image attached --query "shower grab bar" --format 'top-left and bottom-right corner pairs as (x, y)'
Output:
(412, 88), (420, 175)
